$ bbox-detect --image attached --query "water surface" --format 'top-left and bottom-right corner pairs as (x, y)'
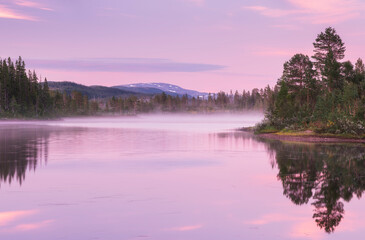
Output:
(1, 113), (365, 240)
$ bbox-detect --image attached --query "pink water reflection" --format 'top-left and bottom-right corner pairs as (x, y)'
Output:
(0, 115), (364, 240)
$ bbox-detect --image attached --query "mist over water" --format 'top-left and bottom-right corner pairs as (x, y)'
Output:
(1, 113), (365, 240)
(37, 113), (264, 132)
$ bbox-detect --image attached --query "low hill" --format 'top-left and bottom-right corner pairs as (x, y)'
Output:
(47, 81), (209, 99)
(47, 81), (143, 99)
(112, 85), (166, 95)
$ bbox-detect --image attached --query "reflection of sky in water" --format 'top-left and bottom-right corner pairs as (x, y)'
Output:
(0, 115), (365, 240)
(0, 113), (264, 133)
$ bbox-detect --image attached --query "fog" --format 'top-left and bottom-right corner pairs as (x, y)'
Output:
(0, 112), (264, 133)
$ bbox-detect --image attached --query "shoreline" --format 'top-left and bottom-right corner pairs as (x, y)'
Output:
(237, 128), (365, 143)
(257, 132), (365, 143)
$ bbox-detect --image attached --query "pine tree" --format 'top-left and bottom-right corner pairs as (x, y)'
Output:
(322, 50), (343, 92)
(313, 27), (346, 75)
(281, 53), (318, 106)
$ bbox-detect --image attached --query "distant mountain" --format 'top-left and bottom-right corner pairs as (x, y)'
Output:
(47, 81), (143, 99)
(113, 83), (208, 98)
(47, 81), (209, 99)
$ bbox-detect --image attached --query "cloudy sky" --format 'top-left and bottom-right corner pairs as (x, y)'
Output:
(1, 0), (365, 92)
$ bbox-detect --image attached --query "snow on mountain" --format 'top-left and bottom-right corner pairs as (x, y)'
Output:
(115, 83), (209, 98)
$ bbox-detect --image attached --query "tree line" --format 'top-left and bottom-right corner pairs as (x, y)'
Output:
(0, 57), (105, 117)
(258, 27), (365, 135)
(0, 57), (52, 117)
(0, 57), (269, 118)
(105, 88), (272, 114)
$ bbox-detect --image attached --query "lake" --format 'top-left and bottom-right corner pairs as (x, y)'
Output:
(1, 113), (365, 240)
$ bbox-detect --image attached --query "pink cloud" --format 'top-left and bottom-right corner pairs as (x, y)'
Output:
(0, 210), (54, 233)
(243, 5), (302, 18)
(167, 224), (203, 231)
(12, 220), (54, 231)
(244, 0), (365, 24)
(333, 210), (365, 233)
(290, 220), (323, 240)
(262, 47), (313, 57)
(245, 213), (305, 225)
(0, 210), (37, 227)
(272, 24), (299, 30)
(253, 49), (295, 57)
(185, 0), (204, 6)
(15, 0), (53, 11)
(289, 210), (365, 238)
(288, 0), (361, 14)
(297, 12), (360, 24)
(290, 0), (364, 24)
(0, 4), (37, 20)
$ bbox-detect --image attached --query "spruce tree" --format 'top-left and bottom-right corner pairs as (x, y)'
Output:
(313, 27), (346, 73)
(281, 54), (318, 106)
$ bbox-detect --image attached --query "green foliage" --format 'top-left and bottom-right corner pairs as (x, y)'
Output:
(313, 27), (345, 72)
(0, 57), (53, 118)
(103, 88), (271, 114)
(0, 57), (98, 118)
(322, 50), (343, 91)
(262, 27), (365, 136)
(254, 119), (280, 134)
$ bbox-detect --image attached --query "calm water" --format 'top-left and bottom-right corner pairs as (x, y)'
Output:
(1, 114), (365, 240)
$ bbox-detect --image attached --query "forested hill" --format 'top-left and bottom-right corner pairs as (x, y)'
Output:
(48, 81), (208, 99)
(46, 81), (143, 99)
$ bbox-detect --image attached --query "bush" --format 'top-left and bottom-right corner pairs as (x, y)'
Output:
(254, 119), (279, 133)
(312, 115), (365, 135)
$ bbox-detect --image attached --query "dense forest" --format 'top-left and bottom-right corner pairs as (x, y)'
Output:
(104, 88), (271, 114)
(257, 27), (365, 136)
(0, 57), (52, 117)
(0, 57), (101, 118)
(0, 57), (269, 118)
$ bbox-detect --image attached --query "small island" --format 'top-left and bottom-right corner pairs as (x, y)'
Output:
(255, 27), (365, 141)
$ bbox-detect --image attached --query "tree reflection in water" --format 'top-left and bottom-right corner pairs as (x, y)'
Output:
(260, 138), (365, 233)
(216, 132), (365, 233)
(0, 126), (50, 186)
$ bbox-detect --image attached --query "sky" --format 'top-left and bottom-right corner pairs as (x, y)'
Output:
(1, 0), (365, 93)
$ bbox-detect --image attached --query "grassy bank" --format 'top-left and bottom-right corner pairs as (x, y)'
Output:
(252, 125), (365, 143)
